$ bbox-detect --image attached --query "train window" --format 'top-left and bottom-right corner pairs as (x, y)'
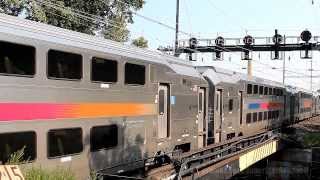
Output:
(159, 89), (165, 114)
(246, 113), (252, 124)
(91, 125), (118, 152)
(253, 112), (258, 122)
(259, 86), (264, 95)
(268, 111), (272, 119)
(258, 112), (263, 121)
(273, 111), (276, 118)
(0, 131), (36, 164)
(264, 87), (268, 95)
(48, 50), (82, 80)
(91, 57), (117, 83)
(48, 128), (83, 158)
(273, 88), (277, 96)
(253, 85), (258, 94)
(125, 63), (145, 85)
(264, 111), (268, 120)
(269, 88), (273, 95)
(228, 99), (233, 111)
(0, 41), (35, 76)
(199, 92), (203, 112)
(247, 84), (252, 94)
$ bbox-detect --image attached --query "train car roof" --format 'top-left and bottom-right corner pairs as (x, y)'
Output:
(285, 85), (313, 94)
(196, 66), (284, 87)
(0, 14), (201, 78)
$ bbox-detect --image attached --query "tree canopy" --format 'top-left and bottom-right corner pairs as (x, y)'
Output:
(131, 36), (148, 48)
(0, 0), (145, 42)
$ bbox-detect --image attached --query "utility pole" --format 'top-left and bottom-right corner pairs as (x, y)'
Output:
(311, 58), (313, 91)
(247, 60), (252, 78)
(174, 0), (180, 57)
(282, 36), (286, 85)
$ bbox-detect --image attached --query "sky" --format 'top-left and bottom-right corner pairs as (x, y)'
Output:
(128, 0), (320, 92)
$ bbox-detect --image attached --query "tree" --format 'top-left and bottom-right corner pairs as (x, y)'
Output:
(0, 0), (145, 42)
(131, 36), (148, 48)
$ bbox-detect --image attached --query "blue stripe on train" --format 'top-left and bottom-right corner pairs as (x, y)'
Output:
(248, 103), (260, 109)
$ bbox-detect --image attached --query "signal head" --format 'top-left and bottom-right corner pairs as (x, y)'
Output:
(189, 37), (198, 49)
(215, 36), (225, 46)
(243, 35), (254, 45)
(272, 34), (283, 44)
(300, 30), (312, 42)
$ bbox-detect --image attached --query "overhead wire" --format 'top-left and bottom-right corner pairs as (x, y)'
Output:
(36, 0), (185, 48)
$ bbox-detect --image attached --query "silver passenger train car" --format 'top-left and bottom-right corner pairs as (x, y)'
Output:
(197, 66), (285, 145)
(0, 14), (208, 178)
(0, 14), (319, 179)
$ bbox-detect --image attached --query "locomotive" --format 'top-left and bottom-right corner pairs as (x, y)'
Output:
(0, 14), (318, 179)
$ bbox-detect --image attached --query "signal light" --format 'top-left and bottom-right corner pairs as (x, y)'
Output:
(300, 30), (312, 42)
(189, 37), (198, 49)
(213, 36), (224, 60)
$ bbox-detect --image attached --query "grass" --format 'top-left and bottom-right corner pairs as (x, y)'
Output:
(24, 167), (76, 180)
(5, 147), (78, 180)
(303, 133), (320, 148)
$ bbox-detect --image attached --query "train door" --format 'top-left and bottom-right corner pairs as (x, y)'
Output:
(215, 90), (223, 143)
(158, 84), (170, 139)
(198, 88), (206, 148)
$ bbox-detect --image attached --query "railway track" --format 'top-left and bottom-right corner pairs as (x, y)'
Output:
(146, 131), (278, 180)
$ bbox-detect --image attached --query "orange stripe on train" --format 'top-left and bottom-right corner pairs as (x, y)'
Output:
(0, 103), (157, 121)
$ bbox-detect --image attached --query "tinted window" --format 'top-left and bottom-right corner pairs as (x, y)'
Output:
(264, 87), (268, 95)
(48, 128), (83, 158)
(264, 111), (268, 120)
(258, 112), (263, 121)
(273, 88), (277, 96)
(259, 86), (264, 95)
(48, 50), (82, 80)
(91, 57), (117, 83)
(253, 112), (258, 122)
(246, 113), (252, 124)
(125, 63), (145, 85)
(91, 125), (118, 151)
(0, 41), (35, 76)
(0, 131), (36, 164)
(199, 93), (203, 111)
(159, 90), (165, 114)
(269, 88), (273, 95)
(247, 84), (252, 94)
(253, 85), (258, 94)
(229, 99), (233, 111)
(268, 111), (272, 119)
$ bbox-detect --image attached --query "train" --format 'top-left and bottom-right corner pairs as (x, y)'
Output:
(0, 13), (319, 179)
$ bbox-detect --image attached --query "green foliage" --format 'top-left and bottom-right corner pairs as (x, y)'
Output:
(131, 36), (148, 48)
(0, 0), (145, 42)
(5, 148), (77, 180)
(303, 133), (320, 147)
(24, 167), (76, 180)
(5, 146), (27, 165)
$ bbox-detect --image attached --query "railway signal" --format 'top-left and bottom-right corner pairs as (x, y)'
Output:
(300, 30), (312, 59)
(271, 29), (284, 60)
(214, 36), (225, 61)
(241, 35), (254, 60)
